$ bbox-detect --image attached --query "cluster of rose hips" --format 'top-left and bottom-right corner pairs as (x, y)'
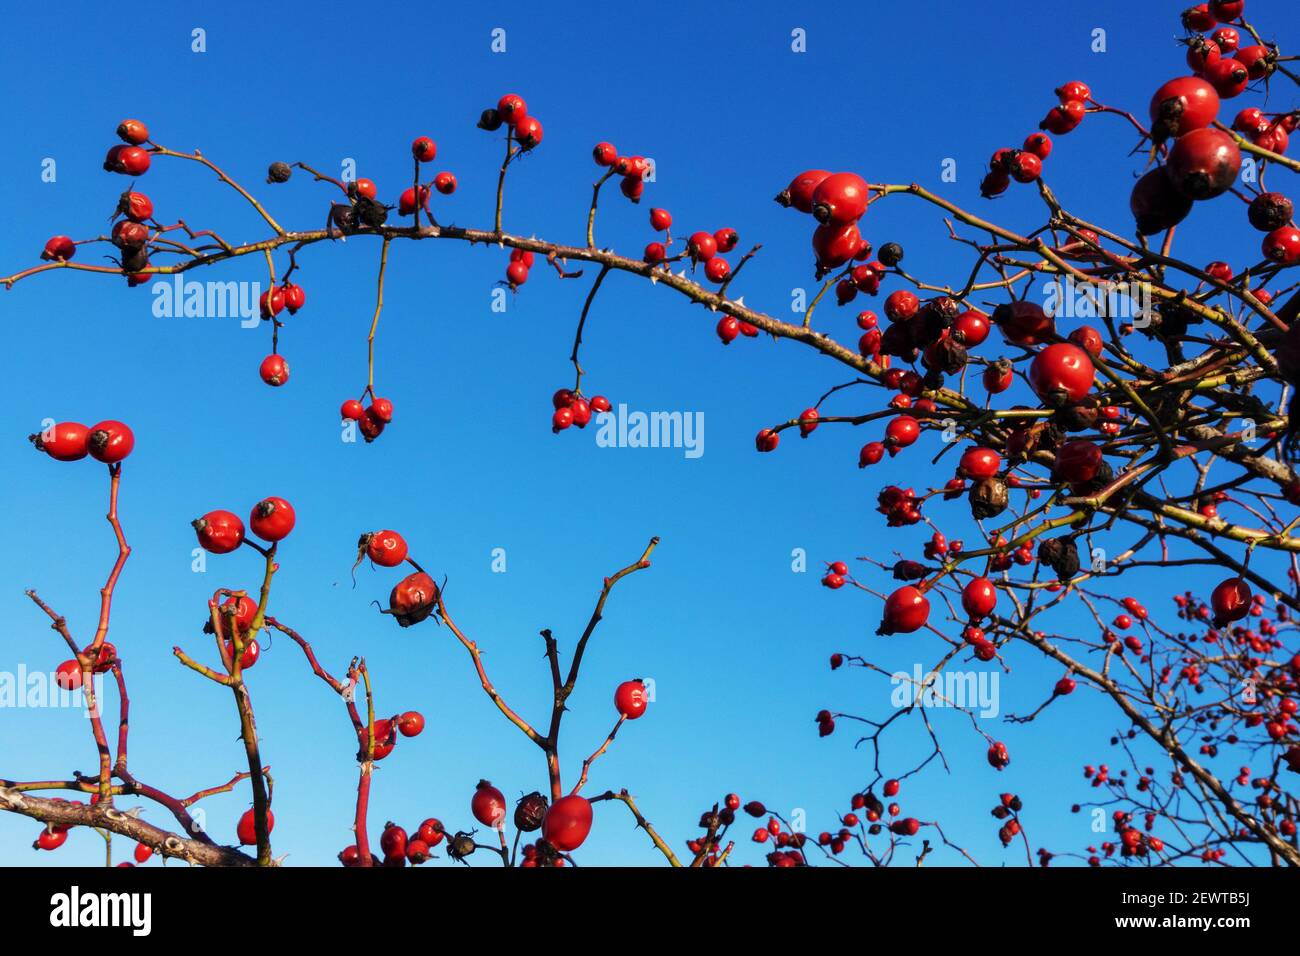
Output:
(255, 282), (307, 387)
(550, 387), (611, 433)
(350, 527), (440, 627)
(592, 141), (650, 203)
(477, 94), (543, 288)
(29, 419), (134, 466)
(340, 395), (394, 442)
(464, 780), (595, 865)
(365, 816), (446, 867)
(358, 710), (426, 763)
(990, 792), (1024, 847)
(193, 496), (296, 555)
(982, 122), (1059, 197)
(774, 170), (873, 281)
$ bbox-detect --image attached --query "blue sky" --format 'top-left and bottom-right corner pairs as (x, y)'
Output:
(0, 0), (1292, 866)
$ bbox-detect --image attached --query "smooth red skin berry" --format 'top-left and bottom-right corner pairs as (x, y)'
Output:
(983, 365), (1013, 393)
(1130, 167), (1192, 235)
(952, 311), (990, 348)
(367, 530), (409, 567)
(883, 778), (900, 798)
(472, 780), (507, 828)
(1186, 37), (1222, 73)
(592, 142), (617, 166)
(644, 242), (666, 264)
(260, 288), (285, 318)
(1053, 440), (1103, 484)
(352, 179), (377, 200)
(249, 496), (296, 542)
(1204, 56), (1249, 97)
(552, 407), (573, 432)
(116, 119), (149, 144)
(411, 136), (437, 162)
(987, 741), (1011, 770)
(223, 638), (260, 669)
(282, 283), (306, 313)
(369, 397), (394, 424)
(811, 221), (863, 269)
(398, 185), (430, 215)
(569, 398), (592, 428)
(614, 679), (648, 719)
(434, 171), (457, 195)
(959, 446), (1001, 480)
(996, 300), (1056, 345)
(891, 818), (920, 837)
(1149, 76), (1220, 141)
(1212, 26), (1239, 51)
(885, 415), (919, 450)
(883, 290), (918, 323)
(1068, 325), (1104, 357)
(237, 808), (273, 845)
(716, 316), (741, 344)
(1235, 44), (1272, 80)
(35, 828), (69, 851)
(417, 819), (445, 847)
(688, 232), (718, 261)
(961, 577), (998, 620)
(1023, 133), (1052, 160)
(134, 843), (153, 864)
(589, 395), (611, 415)
(509, 248), (535, 268)
(798, 408), (820, 437)
(497, 94), (527, 125)
(1166, 128), (1241, 199)
(1009, 152), (1042, 183)
(620, 175), (644, 202)
(515, 116), (543, 150)
(755, 428), (779, 452)
(87, 420), (134, 463)
(259, 354), (289, 387)
(42, 236), (76, 262)
(116, 146), (151, 176)
(704, 257), (730, 283)
(194, 510), (245, 554)
(649, 207), (672, 231)
(552, 388), (575, 409)
(542, 795), (594, 852)
(1183, 3), (1216, 31)
(1056, 80), (1091, 103)
(1040, 101), (1085, 135)
(55, 660), (82, 691)
(1054, 676), (1077, 696)
(811, 172), (869, 224)
(34, 422), (90, 461)
(1263, 226), (1300, 265)
(397, 711), (424, 737)
(778, 169), (831, 212)
(714, 227), (739, 253)
(1210, 577), (1251, 624)
(341, 399), (365, 421)
(881, 585), (930, 635)
(506, 260), (530, 287)
(221, 595), (257, 632)
(1029, 343), (1094, 404)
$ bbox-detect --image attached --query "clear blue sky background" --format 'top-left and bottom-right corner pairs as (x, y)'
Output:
(0, 0), (1291, 866)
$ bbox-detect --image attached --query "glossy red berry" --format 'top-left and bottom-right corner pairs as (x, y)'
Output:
(959, 446), (1001, 480)
(880, 586), (930, 635)
(552, 407), (573, 432)
(341, 399), (365, 421)
(507, 260), (530, 287)
(891, 817), (920, 837)
(258, 354), (289, 387)
(811, 221), (864, 269)
(688, 232), (718, 261)
(811, 172), (869, 225)
(1149, 76), (1220, 141)
(237, 808), (272, 845)
(223, 637), (260, 669)
(282, 282), (306, 313)
(515, 116), (543, 150)
(987, 741), (1011, 770)
(115, 146), (151, 176)
(1040, 100), (1085, 135)
(1210, 577), (1251, 625)
(351, 178), (377, 200)
(798, 408), (820, 437)
(592, 142), (617, 166)
(777, 169), (831, 212)
(87, 421), (134, 463)
(35, 827), (69, 851)
(961, 577), (998, 620)
(397, 711), (424, 737)
(193, 510), (245, 554)
(644, 242), (666, 263)
(1029, 343), (1094, 405)
(1235, 44), (1273, 80)
(1263, 226), (1300, 264)
(614, 679), (648, 719)
(1009, 152), (1042, 183)
(714, 227), (739, 253)
(42, 236), (76, 262)
(362, 531), (407, 568)
(704, 257), (730, 283)
(472, 780), (507, 828)
(994, 301), (1055, 345)
(55, 660), (82, 691)
(249, 496), (296, 542)
(411, 136), (436, 162)
(884, 415), (919, 451)
(1023, 133), (1052, 160)
(542, 795), (594, 852)
(755, 428), (780, 452)
(497, 94), (527, 125)
(649, 207), (672, 231)
(31, 422), (89, 461)
(1166, 128), (1241, 199)
(1204, 56), (1249, 97)
(1053, 440), (1104, 484)
(260, 287), (285, 318)
(433, 171), (457, 195)
(220, 594), (257, 633)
